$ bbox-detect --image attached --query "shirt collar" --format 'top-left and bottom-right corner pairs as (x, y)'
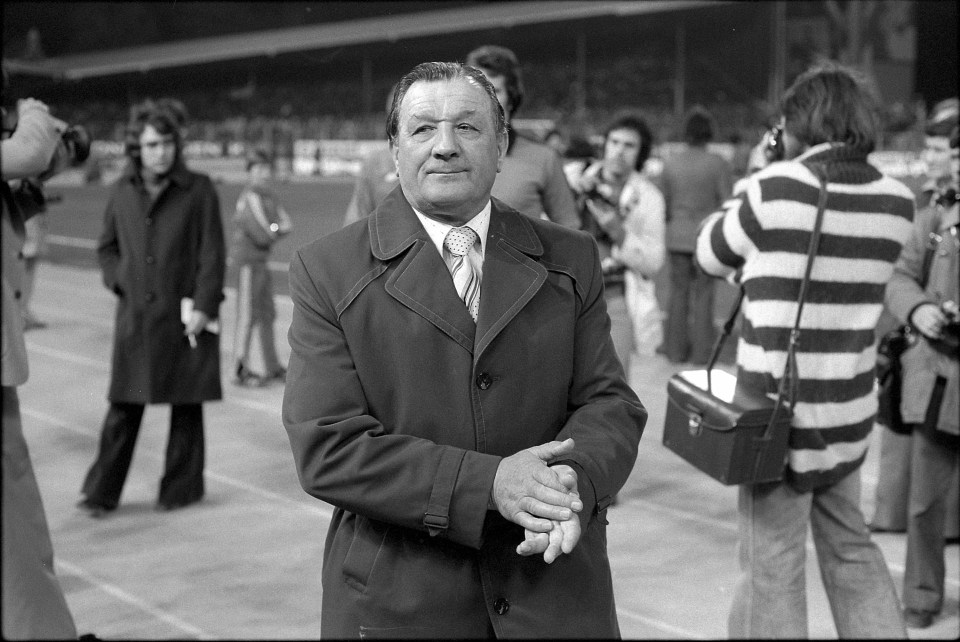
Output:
(413, 201), (491, 258)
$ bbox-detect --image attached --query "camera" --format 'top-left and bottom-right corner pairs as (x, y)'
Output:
(2, 106), (92, 174)
(763, 124), (785, 163)
(582, 181), (617, 208)
(933, 300), (960, 358)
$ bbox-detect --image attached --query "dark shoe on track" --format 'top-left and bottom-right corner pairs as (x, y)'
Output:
(76, 498), (114, 518)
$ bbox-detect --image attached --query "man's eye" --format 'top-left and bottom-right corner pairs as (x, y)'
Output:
(458, 124), (477, 131)
(413, 126), (433, 135)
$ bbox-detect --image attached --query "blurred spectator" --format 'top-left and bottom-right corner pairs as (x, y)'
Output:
(230, 147), (292, 387)
(882, 97), (959, 631)
(466, 45), (580, 229)
(78, 98), (226, 517)
(341, 86), (399, 226)
(659, 106), (732, 365)
(569, 111), (665, 372)
(271, 103), (295, 180)
(696, 61), (913, 639)
(2, 96), (78, 640)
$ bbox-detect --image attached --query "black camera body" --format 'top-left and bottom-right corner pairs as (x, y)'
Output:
(933, 301), (960, 358)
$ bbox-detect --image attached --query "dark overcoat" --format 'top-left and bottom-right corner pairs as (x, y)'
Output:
(283, 187), (647, 638)
(97, 161), (225, 404)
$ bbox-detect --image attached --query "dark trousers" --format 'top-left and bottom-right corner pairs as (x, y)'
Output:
(663, 251), (716, 363)
(81, 402), (205, 508)
(903, 417), (960, 613)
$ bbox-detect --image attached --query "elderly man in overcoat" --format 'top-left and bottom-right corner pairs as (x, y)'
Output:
(283, 62), (646, 638)
(78, 99), (225, 516)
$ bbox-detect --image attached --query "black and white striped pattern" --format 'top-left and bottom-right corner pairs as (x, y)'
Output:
(696, 143), (916, 490)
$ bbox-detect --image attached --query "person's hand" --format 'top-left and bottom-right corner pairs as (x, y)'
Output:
(585, 199), (626, 245)
(910, 302), (948, 340)
(184, 309), (211, 337)
(16, 98), (51, 119)
(491, 439), (582, 533)
(746, 133), (773, 174)
(516, 464), (582, 563)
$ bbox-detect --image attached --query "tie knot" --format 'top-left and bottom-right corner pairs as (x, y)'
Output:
(443, 226), (478, 257)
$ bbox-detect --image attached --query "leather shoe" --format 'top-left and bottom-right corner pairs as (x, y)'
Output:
(903, 608), (935, 629)
(76, 498), (113, 518)
(155, 497), (201, 512)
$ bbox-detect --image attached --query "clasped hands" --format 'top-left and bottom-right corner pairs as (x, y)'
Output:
(491, 438), (582, 564)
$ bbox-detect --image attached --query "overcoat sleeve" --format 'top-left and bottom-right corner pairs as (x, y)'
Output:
(96, 191), (122, 295)
(551, 238), (647, 526)
(190, 177), (226, 318)
(282, 250), (500, 550)
(885, 206), (934, 324)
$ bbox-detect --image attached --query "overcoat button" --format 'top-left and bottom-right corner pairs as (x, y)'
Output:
(145, 256), (155, 264)
(476, 373), (492, 390)
(145, 292), (156, 302)
(13, 290), (22, 300)
(494, 598), (510, 615)
(145, 217), (153, 226)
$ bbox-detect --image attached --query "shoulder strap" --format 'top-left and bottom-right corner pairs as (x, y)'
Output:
(705, 163), (829, 401)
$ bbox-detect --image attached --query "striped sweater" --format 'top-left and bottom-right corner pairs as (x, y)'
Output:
(696, 143), (915, 491)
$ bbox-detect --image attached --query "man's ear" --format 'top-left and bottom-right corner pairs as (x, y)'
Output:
(390, 140), (400, 176)
(496, 131), (508, 173)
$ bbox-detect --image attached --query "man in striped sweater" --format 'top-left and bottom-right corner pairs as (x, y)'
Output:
(696, 62), (915, 638)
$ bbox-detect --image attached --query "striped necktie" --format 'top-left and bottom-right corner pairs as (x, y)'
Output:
(443, 226), (482, 322)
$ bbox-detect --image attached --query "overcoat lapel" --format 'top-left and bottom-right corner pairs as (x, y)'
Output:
(371, 187), (476, 353)
(369, 190), (548, 358)
(475, 200), (547, 358)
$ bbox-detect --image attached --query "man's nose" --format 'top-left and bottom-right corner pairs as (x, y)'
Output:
(432, 124), (459, 159)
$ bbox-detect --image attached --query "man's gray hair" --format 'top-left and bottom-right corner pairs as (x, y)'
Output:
(386, 61), (507, 145)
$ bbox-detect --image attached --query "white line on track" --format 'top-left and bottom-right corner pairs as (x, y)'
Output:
(45, 235), (289, 272)
(54, 558), (217, 640)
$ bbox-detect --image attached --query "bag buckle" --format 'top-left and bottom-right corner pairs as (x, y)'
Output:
(687, 413), (703, 437)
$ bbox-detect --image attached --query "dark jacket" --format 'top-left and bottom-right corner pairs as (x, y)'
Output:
(282, 186), (646, 638)
(97, 160), (225, 404)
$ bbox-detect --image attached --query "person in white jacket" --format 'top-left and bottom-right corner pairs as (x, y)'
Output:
(569, 112), (665, 375)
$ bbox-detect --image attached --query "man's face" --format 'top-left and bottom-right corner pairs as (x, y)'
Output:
(392, 78), (507, 224)
(923, 135), (955, 182)
(603, 127), (641, 178)
(478, 70), (511, 122)
(139, 124), (177, 179)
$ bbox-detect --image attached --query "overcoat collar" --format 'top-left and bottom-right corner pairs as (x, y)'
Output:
(369, 185), (547, 358)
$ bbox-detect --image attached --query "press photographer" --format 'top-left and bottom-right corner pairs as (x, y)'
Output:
(2, 95), (85, 639)
(882, 96), (959, 630)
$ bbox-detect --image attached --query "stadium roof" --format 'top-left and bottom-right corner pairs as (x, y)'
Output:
(5, 0), (734, 80)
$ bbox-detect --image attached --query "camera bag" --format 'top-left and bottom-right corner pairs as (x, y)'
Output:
(663, 163), (829, 485)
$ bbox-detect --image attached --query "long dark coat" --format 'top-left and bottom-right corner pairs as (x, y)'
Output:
(283, 187), (647, 638)
(97, 161), (225, 404)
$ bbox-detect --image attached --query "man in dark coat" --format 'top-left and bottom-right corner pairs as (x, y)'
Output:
(78, 99), (226, 516)
(283, 62), (646, 638)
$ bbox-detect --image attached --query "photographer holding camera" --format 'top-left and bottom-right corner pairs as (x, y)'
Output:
(2, 96), (79, 639)
(883, 97), (959, 630)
